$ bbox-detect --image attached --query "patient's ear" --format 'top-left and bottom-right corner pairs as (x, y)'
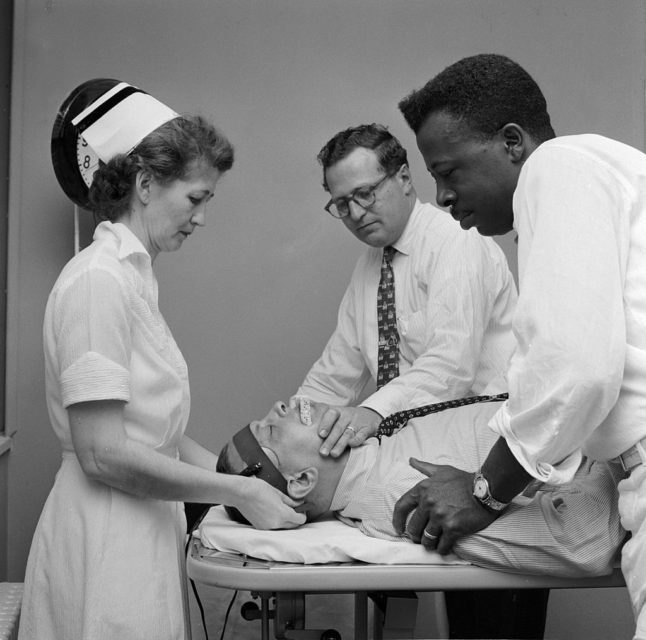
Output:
(286, 467), (318, 500)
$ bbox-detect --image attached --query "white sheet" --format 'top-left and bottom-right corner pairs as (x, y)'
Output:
(197, 506), (466, 565)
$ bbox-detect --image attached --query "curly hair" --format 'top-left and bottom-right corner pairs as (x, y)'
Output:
(399, 54), (555, 143)
(317, 123), (408, 191)
(88, 115), (234, 221)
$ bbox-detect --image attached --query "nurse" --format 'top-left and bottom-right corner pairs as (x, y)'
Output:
(18, 83), (304, 640)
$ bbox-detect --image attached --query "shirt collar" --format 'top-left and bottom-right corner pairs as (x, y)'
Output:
(390, 199), (434, 256)
(94, 220), (150, 261)
(329, 438), (379, 512)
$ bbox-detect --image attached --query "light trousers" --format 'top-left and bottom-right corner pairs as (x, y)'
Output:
(619, 460), (646, 640)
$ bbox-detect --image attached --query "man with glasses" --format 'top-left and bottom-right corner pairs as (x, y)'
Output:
(297, 124), (517, 458)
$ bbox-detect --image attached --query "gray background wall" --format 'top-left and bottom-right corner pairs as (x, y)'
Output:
(5, 1), (645, 637)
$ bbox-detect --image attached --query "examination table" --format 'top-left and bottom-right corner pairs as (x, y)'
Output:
(187, 507), (626, 640)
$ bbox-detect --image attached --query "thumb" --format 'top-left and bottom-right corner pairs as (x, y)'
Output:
(409, 457), (438, 477)
(280, 495), (307, 525)
(290, 512), (307, 526)
(281, 493), (304, 508)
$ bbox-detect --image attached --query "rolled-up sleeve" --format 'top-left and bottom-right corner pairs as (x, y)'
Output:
(489, 145), (627, 483)
(54, 267), (132, 407)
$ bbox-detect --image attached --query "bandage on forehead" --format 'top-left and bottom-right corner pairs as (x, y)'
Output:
(232, 425), (288, 495)
(71, 81), (179, 163)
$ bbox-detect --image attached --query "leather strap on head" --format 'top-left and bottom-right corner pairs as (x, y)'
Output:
(232, 424), (288, 495)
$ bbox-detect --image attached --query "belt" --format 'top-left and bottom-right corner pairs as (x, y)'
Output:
(616, 437), (646, 472)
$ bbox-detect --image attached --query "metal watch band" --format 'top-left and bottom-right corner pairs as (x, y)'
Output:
(473, 471), (509, 512)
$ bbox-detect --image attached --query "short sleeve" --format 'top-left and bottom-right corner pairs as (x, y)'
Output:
(53, 267), (132, 407)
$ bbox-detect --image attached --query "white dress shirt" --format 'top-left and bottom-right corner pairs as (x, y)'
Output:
(331, 402), (624, 577)
(488, 135), (646, 484)
(297, 200), (517, 417)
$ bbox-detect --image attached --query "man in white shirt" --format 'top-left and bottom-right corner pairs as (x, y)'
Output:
(394, 53), (646, 639)
(216, 395), (623, 577)
(298, 124), (517, 458)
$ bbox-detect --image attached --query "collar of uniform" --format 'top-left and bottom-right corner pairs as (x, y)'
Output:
(94, 220), (151, 261)
(329, 438), (379, 512)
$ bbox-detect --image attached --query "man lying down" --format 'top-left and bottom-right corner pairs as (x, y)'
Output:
(216, 397), (626, 578)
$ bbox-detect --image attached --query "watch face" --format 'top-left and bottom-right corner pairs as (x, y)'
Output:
(473, 476), (488, 499)
(51, 78), (121, 209)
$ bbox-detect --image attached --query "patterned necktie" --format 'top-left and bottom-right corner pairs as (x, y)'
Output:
(376, 246), (400, 389)
(376, 393), (509, 439)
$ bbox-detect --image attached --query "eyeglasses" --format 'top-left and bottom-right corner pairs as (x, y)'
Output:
(324, 171), (394, 219)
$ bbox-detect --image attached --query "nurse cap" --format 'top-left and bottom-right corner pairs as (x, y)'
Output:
(72, 81), (179, 163)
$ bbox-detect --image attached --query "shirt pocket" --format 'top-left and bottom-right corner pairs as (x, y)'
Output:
(398, 310), (427, 362)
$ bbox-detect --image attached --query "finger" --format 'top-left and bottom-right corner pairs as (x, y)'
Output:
(318, 408), (340, 438)
(271, 510), (307, 529)
(421, 527), (441, 550)
(436, 530), (458, 556)
(277, 495), (307, 527)
(280, 487), (305, 509)
(289, 511), (307, 527)
(348, 425), (371, 447)
(392, 489), (420, 534)
(405, 506), (432, 542)
(356, 422), (378, 442)
(319, 419), (350, 456)
(408, 457), (438, 477)
(329, 427), (356, 457)
(320, 409), (350, 456)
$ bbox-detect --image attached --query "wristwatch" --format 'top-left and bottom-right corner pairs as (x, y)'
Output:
(473, 471), (509, 512)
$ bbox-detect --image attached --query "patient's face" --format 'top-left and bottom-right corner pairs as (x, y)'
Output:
(223, 397), (328, 477)
(248, 397), (327, 473)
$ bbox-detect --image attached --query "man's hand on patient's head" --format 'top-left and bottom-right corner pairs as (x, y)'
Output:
(318, 406), (382, 457)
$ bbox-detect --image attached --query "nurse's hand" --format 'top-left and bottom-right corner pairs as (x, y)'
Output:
(317, 406), (382, 457)
(392, 459), (498, 555)
(237, 478), (306, 530)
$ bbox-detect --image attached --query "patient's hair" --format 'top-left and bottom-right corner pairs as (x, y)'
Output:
(398, 53), (555, 143)
(317, 123), (408, 191)
(216, 443), (252, 526)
